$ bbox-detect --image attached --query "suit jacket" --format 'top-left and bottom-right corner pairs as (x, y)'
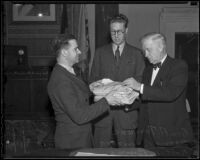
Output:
(90, 43), (145, 129)
(47, 64), (110, 149)
(136, 56), (194, 146)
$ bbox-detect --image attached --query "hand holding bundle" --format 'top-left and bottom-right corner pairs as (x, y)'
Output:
(89, 79), (139, 105)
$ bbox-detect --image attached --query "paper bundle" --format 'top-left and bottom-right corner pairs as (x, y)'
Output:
(89, 78), (139, 105)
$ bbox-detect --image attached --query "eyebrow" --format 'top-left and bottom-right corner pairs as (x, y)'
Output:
(111, 29), (124, 31)
(74, 46), (79, 50)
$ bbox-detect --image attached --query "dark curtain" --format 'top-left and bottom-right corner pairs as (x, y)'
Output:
(95, 4), (119, 49)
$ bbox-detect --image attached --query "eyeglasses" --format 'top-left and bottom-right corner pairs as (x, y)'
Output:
(110, 30), (125, 35)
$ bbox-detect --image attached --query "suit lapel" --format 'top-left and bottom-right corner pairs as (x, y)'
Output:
(119, 43), (127, 62)
(57, 64), (89, 92)
(109, 43), (115, 57)
(117, 43), (132, 70)
(118, 43), (129, 65)
(152, 56), (171, 86)
(144, 65), (153, 85)
(68, 70), (88, 88)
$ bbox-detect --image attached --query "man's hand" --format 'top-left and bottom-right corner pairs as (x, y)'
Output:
(123, 77), (141, 92)
(94, 95), (103, 102)
(105, 90), (122, 106)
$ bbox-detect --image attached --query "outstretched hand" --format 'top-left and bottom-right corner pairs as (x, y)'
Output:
(105, 90), (122, 106)
(122, 77), (141, 92)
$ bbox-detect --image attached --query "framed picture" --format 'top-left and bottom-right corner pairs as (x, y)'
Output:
(12, 4), (56, 22)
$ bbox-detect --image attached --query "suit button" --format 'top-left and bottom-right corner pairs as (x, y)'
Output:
(124, 107), (129, 112)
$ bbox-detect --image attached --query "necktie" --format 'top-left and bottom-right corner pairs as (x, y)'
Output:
(153, 62), (161, 70)
(115, 46), (120, 62)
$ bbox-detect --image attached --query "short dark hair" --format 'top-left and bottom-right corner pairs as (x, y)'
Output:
(52, 34), (76, 57)
(109, 13), (129, 28)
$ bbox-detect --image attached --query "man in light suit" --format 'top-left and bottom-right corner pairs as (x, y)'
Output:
(90, 14), (145, 148)
(47, 34), (123, 149)
(123, 33), (194, 151)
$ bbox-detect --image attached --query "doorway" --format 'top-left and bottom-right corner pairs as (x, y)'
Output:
(175, 32), (198, 119)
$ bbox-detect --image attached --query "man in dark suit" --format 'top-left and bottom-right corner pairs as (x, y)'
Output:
(123, 33), (194, 150)
(47, 34), (123, 150)
(90, 14), (145, 148)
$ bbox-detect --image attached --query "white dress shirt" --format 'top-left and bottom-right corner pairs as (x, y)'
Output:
(112, 42), (125, 56)
(150, 67), (160, 86)
(140, 54), (167, 94)
(150, 54), (167, 85)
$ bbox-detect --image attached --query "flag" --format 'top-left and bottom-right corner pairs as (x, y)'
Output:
(60, 4), (91, 84)
(74, 4), (91, 84)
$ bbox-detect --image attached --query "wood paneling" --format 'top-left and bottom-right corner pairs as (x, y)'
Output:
(8, 36), (55, 56)
(7, 35), (57, 66)
(5, 2), (61, 67)
(4, 67), (54, 119)
(5, 78), (31, 113)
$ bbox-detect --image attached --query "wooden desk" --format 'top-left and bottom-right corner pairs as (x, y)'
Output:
(8, 146), (195, 158)
(70, 148), (156, 157)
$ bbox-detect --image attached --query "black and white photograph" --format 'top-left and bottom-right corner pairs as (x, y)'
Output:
(1, 1), (199, 158)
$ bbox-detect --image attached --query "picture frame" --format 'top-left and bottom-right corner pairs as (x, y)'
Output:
(12, 4), (56, 22)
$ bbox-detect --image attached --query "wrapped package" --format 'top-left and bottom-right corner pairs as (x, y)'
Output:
(89, 78), (139, 105)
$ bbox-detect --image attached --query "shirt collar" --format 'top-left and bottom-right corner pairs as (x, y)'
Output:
(160, 54), (167, 65)
(58, 62), (76, 75)
(112, 42), (125, 55)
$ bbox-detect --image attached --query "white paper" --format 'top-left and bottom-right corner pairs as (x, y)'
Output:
(75, 152), (120, 156)
(186, 99), (191, 112)
(101, 78), (113, 84)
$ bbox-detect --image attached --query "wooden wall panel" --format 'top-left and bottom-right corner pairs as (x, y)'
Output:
(4, 67), (53, 119)
(4, 77), (31, 113)
(7, 35), (57, 66)
(5, 2), (61, 67)
(8, 36), (55, 56)
(30, 79), (54, 116)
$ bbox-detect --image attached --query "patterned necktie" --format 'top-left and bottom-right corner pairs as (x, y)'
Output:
(153, 62), (162, 70)
(115, 46), (120, 62)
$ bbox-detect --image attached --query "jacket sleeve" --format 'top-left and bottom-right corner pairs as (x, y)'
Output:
(52, 81), (110, 125)
(142, 60), (188, 101)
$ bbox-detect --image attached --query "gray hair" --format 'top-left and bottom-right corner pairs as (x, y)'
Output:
(140, 32), (167, 49)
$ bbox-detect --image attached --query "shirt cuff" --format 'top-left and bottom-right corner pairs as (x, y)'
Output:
(140, 84), (144, 94)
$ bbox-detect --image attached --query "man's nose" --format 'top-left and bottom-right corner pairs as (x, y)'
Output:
(113, 32), (119, 37)
(144, 51), (149, 57)
(114, 33), (119, 37)
(78, 49), (81, 54)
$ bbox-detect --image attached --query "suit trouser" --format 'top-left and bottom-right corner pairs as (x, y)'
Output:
(93, 110), (136, 148)
(143, 126), (156, 149)
(143, 125), (194, 157)
(94, 127), (136, 148)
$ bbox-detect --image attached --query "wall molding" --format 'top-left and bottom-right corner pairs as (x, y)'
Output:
(160, 7), (199, 57)
(8, 25), (60, 34)
(7, 34), (58, 39)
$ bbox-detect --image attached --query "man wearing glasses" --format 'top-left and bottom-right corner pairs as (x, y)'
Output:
(90, 14), (145, 148)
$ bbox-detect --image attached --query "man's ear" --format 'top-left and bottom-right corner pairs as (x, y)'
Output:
(125, 28), (128, 34)
(61, 48), (68, 57)
(158, 42), (164, 52)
